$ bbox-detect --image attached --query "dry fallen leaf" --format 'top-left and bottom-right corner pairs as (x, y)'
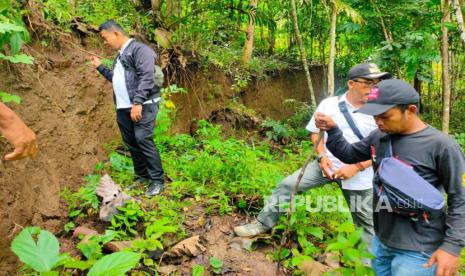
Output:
(298, 260), (332, 276)
(96, 174), (131, 222)
(158, 265), (178, 275)
(167, 235), (206, 257)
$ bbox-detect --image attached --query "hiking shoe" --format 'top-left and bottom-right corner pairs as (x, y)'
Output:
(233, 220), (270, 237)
(146, 181), (164, 197)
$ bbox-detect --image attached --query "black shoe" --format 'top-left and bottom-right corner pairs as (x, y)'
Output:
(146, 181), (164, 196)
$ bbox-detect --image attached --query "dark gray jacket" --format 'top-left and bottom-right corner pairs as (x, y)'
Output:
(97, 39), (160, 104)
(325, 126), (465, 256)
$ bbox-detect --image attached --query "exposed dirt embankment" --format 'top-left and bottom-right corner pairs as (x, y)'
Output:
(170, 66), (326, 134)
(0, 42), (119, 273)
(0, 37), (325, 274)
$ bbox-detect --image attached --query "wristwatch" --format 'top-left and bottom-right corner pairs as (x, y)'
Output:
(317, 152), (327, 162)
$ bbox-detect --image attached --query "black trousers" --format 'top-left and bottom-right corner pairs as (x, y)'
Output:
(116, 102), (164, 183)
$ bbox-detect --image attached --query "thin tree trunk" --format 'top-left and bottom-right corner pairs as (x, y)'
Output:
(442, 0), (451, 133)
(414, 74), (423, 113)
(236, 1), (243, 30)
(290, 0), (316, 104)
(151, 0), (162, 11)
(370, 0), (401, 78)
(451, 0), (465, 49)
(327, 1), (337, 96)
(241, 0), (258, 65)
(266, 0), (275, 55)
(166, 0), (181, 29)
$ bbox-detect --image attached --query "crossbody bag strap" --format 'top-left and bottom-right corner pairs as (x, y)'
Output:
(338, 100), (364, 140)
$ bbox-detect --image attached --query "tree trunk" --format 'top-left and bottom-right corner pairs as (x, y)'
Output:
(370, 0), (402, 78)
(241, 0), (258, 65)
(441, 0), (451, 133)
(451, 0), (465, 49)
(327, 1), (337, 96)
(151, 0), (162, 12)
(414, 74), (423, 113)
(151, 0), (163, 25)
(267, 0), (275, 55)
(236, 1), (243, 30)
(166, 0), (181, 29)
(289, 0), (317, 104)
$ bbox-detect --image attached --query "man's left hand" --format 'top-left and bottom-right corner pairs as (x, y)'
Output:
(332, 164), (359, 181)
(424, 248), (459, 276)
(131, 104), (143, 122)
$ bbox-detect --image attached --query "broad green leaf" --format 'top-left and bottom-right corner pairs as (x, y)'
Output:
(0, 22), (25, 33)
(348, 228), (363, 247)
(0, 53), (34, 64)
(11, 227), (60, 273)
(87, 252), (140, 276)
(40, 271), (59, 276)
(342, 248), (360, 263)
(306, 227), (324, 240)
(62, 259), (94, 270)
(0, 91), (21, 104)
(209, 256), (223, 268)
(326, 242), (346, 251)
(192, 264), (205, 276)
(9, 32), (23, 54)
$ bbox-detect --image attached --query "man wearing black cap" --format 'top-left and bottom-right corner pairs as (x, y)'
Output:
(315, 79), (465, 275)
(234, 63), (390, 248)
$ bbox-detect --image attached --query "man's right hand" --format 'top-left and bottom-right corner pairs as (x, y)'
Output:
(319, 156), (335, 179)
(89, 56), (102, 68)
(315, 112), (337, 131)
(0, 104), (38, 161)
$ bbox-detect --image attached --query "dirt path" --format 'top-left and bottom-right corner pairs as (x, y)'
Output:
(173, 215), (282, 275)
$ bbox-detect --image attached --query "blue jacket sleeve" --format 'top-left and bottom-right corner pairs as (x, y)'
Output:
(326, 127), (372, 164)
(96, 64), (113, 82)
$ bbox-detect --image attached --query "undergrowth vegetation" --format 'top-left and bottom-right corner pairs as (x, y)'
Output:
(11, 85), (381, 274)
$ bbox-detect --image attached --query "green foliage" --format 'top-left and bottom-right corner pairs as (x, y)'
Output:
(11, 227), (140, 274)
(0, 1), (33, 104)
(192, 264), (205, 276)
(0, 91), (21, 104)
(209, 256), (223, 274)
(453, 133), (465, 152)
(77, 230), (117, 260)
(261, 118), (290, 143)
(61, 174), (100, 218)
(325, 222), (373, 274)
(110, 200), (144, 238)
(40, 0), (73, 28)
(75, 0), (139, 29)
(0, 2), (30, 55)
(87, 251), (140, 276)
(11, 227), (61, 273)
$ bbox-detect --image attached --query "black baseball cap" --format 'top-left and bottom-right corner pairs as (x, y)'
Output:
(348, 63), (391, 80)
(356, 79), (420, 116)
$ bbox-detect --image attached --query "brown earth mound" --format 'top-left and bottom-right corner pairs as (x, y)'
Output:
(0, 42), (118, 274)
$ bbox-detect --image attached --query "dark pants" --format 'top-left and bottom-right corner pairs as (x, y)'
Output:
(116, 102), (164, 183)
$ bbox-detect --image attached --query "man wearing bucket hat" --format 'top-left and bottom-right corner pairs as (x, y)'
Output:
(234, 63), (391, 250)
(315, 79), (465, 275)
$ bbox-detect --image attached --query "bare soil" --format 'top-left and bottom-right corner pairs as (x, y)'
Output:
(0, 42), (118, 274)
